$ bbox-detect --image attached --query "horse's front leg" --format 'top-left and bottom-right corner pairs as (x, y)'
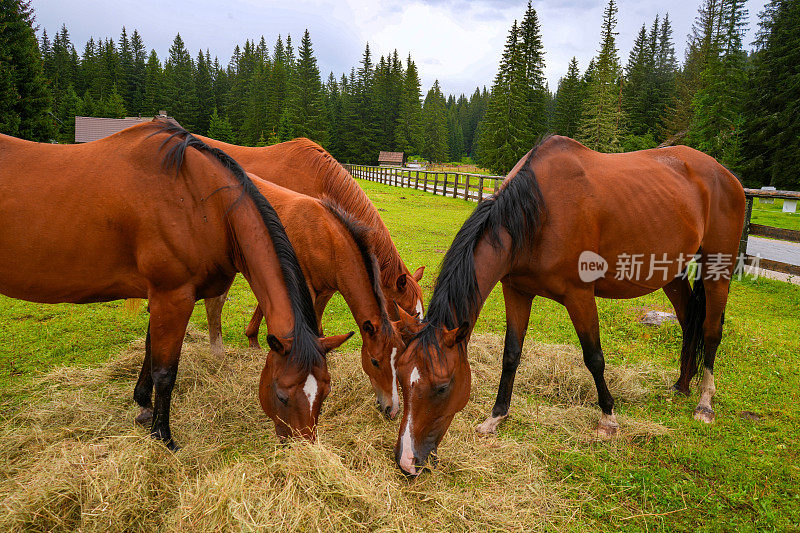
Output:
(133, 321), (154, 425)
(564, 290), (618, 438)
(146, 287), (195, 450)
(204, 288), (230, 357)
(476, 283), (533, 435)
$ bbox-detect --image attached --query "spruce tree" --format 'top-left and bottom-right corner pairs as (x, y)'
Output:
(688, 0), (748, 167)
(142, 49), (163, 115)
(477, 20), (532, 173)
(553, 57), (583, 138)
(207, 106), (234, 142)
(519, 1), (548, 137)
(163, 33), (197, 130)
(284, 30), (328, 146)
(194, 49), (214, 134)
(0, 0), (55, 140)
(421, 80), (448, 163)
(741, 0), (800, 189)
(578, 0), (624, 152)
(395, 55), (424, 155)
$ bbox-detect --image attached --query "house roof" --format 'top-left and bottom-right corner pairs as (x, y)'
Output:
(74, 115), (181, 143)
(378, 151), (404, 163)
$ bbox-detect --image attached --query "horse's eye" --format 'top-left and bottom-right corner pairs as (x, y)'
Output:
(434, 383), (450, 396)
(371, 358), (380, 368)
(276, 391), (289, 406)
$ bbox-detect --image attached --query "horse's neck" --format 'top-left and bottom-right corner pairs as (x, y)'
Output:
(474, 233), (514, 314)
(330, 235), (385, 326)
(226, 196), (297, 338)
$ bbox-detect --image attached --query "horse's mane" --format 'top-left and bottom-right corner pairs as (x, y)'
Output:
(149, 120), (322, 370)
(416, 139), (548, 359)
(321, 198), (392, 336)
(281, 139), (408, 284)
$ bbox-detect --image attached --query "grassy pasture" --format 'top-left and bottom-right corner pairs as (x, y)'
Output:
(1, 179), (799, 531)
(750, 198), (800, 231)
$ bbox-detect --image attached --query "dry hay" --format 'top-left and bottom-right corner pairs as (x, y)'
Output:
(0, 328), (673, 532)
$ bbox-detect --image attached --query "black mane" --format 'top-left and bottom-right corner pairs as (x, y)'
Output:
(149, 120), (321, 370)
(416, 143), (546, 358)
(322, 198), (392, 335)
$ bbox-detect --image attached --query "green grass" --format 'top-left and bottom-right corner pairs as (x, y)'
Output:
(750, 198), (800, 231)
(2, 178), (799, 530)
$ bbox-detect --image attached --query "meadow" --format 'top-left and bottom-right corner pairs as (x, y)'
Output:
(1, 179), (798, 531)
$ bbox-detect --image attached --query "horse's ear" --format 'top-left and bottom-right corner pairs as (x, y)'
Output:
(395, 301), (420, 325)
(396, 273), (407, 292)
(412, 266), (425, 282)
(362, 320), (376, 336)
(443, 322), (470, 348)
(320, 331), (355, 353)
(266, 334), (288, 355)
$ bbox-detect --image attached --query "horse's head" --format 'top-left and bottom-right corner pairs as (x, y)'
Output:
(394, 321), (471, 476)
(388, 266), (425, 319)
(258, 332), (352, 440)
(359, 304), (423, 420)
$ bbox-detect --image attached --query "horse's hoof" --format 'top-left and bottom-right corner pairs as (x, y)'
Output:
(135, 407), (153, 426)
(671, 383), (690, 397)
(476, 414), (507, 435)
(595, 420), (619, 439)
(248, 339), (261, 350)
(164, 439), (181, 452)
(694, 405), (715, 424)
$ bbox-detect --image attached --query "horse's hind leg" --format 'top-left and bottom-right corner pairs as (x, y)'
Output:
(693, 276), (730, 424)
(133, 322), (154, 425)
(477, 284), (532, 435)
(147, 287), (195, 450)
(244, 305), (265, 349)
(564, 290), (618, 437)
(662, 276), (695, 395)
(204, 288), (229, 357)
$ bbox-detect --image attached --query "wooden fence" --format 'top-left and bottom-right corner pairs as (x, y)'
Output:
(345, 163), (800, 277)
(740, 189), (800, 277)
(343, 164), (505, 203)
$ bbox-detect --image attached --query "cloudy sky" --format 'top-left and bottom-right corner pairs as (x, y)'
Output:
(33, 0), (767, 96)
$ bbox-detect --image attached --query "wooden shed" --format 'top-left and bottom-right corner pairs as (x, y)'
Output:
(75, 112), (180, 143)
(378, 151), (404, 167)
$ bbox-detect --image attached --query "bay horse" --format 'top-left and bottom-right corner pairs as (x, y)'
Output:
(196, 136), (426, 323)
(393, 136), (745, 475)
(0, 121), (351, 448)
(199, 176), (418, 420)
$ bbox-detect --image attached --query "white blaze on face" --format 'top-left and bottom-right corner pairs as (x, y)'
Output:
(390, 348), (399, 412)
(303, 373), (318, 415)
(415, 300), (423, 317)
(399, 366), (421, 475)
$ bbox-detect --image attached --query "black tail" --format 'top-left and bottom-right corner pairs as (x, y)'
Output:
(682, 275), (707, 380)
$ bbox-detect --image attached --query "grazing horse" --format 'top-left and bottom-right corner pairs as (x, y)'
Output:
(0, 121), (351, 448)
(393, 136), (745, 475)
(196, 136), (426, 323)
(200, 177), (418, 420)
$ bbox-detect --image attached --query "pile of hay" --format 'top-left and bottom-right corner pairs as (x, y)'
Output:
(0, 329), (672, 531)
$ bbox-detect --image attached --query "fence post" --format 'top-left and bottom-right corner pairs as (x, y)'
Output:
(453, 173), (459, 198)
(464, 174), (470, 201)
(738, 196), (754, 262)
(415, 170), (419, 190)
(423, 171), (429, 192)
(478, 176), (484, 202)
(494, 177), (499, 195)
(433, 172), (439, 195)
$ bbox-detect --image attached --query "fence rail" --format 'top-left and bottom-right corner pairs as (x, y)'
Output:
(344, 163), (505, 203)
(344, 163), (800, 278)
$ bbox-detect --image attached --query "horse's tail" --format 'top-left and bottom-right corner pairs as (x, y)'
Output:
(682, 266), (707, 379)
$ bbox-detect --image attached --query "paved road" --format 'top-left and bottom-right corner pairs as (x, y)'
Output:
(747, 236), (800, 266)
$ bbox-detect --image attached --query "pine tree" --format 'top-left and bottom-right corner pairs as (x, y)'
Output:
(194, 49), (214, 134)
(741, 0), (800, 189)
(55, 83), (81, 141)
(128, 29), (147, 114)
(421, 80), (448, 163)
(284, 30), (328, 146)
(394, 55), (423, 155)
(446, 101), (465, 161)
(100, 85), (127, 118)
(578, 0), (624, 152)
(207, 106), (234, 142)
(0, 0), (55, 140)
(553, 57), (583, 138)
